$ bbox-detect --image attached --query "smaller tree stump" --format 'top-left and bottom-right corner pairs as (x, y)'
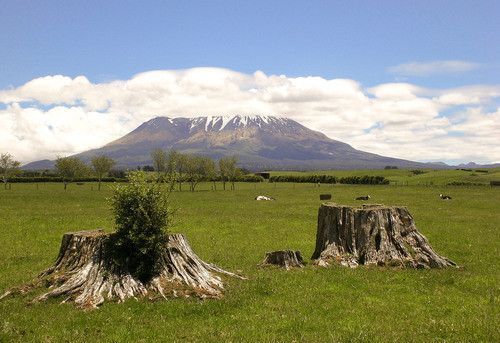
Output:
(261, 250), (305, 270)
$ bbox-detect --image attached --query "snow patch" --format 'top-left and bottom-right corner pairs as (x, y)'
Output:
(205, 116), (212, 131)
(171, 114), (287, 132)
(219, 116), (233, 130)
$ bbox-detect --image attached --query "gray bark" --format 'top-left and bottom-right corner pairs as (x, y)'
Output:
(261, 250), (305, 270)
(1, 230), (245, 309)
(312, 204), (456, 269)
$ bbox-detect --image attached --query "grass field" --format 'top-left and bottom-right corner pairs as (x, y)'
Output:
(0, 180), (499, 342)
(270, 167), (500, 186)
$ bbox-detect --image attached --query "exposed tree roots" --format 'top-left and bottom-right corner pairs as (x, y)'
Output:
(312, 204), (457, 269)
(1, 230), (245, 309)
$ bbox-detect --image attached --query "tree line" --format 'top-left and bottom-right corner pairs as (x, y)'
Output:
(150, 149), (262, 191)
(269, 175), (390, 185)
(2, 151), (390, 189)
(0, 151), (262, 191)
(0, 152), (132, 190)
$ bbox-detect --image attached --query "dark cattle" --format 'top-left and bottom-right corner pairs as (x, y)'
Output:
(440, 194), (452, 200)
(320, 194), (332, 200)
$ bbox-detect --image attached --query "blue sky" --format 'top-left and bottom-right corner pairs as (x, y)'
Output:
(1, 0), (498, 88)
(0, 1), (499, 164)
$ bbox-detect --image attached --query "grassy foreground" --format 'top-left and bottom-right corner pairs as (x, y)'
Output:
(0, 182), (499, 342)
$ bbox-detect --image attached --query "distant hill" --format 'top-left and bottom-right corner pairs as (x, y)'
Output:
(457, 162), (500, 169)
(23, 115), (452, 171)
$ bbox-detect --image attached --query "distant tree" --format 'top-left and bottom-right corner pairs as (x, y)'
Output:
(0, 153), (21, 189)
(240, 168), (252, 175)
(151, 149), (167, 181)
(219, 156), (239, 190)
(202, 157), (217, 190)
(411, 169), (426, 175)
(184, 155), (204, 192)
(165, 150), (180, 191)
(91, 155), (115, 190)
(109, 169), (127, 179)
(141, 165), (155, 172)
(175, 153), (188, 191)
(55, 156), (89, 189)
(230, 167), (243, 190)
(219, 157), (229, 191)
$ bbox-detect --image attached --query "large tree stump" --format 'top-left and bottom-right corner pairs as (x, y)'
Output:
(261, 250), (305, 270)
(312, 204), (456, 269)
(1, 230), (245, 309)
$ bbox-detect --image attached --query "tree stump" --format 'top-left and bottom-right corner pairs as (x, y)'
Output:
(261, 250), (305, 270)
(1, 230), (245, 309)
(312, 204), (456, 269)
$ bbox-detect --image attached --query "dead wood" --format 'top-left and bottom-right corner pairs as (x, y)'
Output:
(1, 230), (245, 309)
(312, 203), (456, 269)
(261, 250), (305, 269)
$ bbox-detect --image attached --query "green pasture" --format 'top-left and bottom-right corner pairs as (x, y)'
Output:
(0, 181), (499, 342)
(270, 167), (500, 185)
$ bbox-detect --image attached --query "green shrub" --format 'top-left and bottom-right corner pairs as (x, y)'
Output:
(107, 171), (170, 282)
(237, 174), (265, 182)
(269, 175), (338, 184)
(338, 175), (389, 185)
(268, 175), (389, 185)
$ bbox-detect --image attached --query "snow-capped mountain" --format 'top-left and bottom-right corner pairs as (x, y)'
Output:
(125, 115), (314, 138)
(147, 115), (300, 132)
(23, 115), (434, 170)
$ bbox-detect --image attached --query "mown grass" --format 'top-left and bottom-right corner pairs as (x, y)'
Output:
(0, 181), (499, 342)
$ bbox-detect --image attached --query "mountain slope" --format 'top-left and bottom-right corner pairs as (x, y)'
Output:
(23, 115), (441, 170)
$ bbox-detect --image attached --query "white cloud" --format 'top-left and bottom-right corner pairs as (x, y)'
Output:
(388, 60), (481, 76)
(0, 67), (499, 164)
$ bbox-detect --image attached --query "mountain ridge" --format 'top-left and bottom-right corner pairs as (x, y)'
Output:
(22, 115), (467, 171)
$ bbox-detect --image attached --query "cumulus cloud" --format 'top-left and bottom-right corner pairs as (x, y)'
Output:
(387, 60), (481, 76)
(0, 67), (499, 164)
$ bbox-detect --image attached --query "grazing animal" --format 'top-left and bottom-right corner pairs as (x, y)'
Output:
(355, 195), (371, 200)
(255, 195), (275, 201)
(440, 194), (452, 200)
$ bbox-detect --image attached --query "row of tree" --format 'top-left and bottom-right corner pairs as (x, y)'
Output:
(1, 151), (261, 191)
(269, 174), (390, 185)
(52, 152), (251, 191)
(0, 153), (117, 190)
(150, 149), (250, 191)
(55, 155), (115, 190)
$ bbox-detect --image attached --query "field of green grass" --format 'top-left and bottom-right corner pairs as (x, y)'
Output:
(270, 167), (500, 186)
(1, 181), (499, 342)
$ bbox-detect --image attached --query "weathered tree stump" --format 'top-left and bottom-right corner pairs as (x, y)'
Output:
(312, 204), (456, 269)
(261, 250), (305, 269)
(1, 230), (245, 309)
